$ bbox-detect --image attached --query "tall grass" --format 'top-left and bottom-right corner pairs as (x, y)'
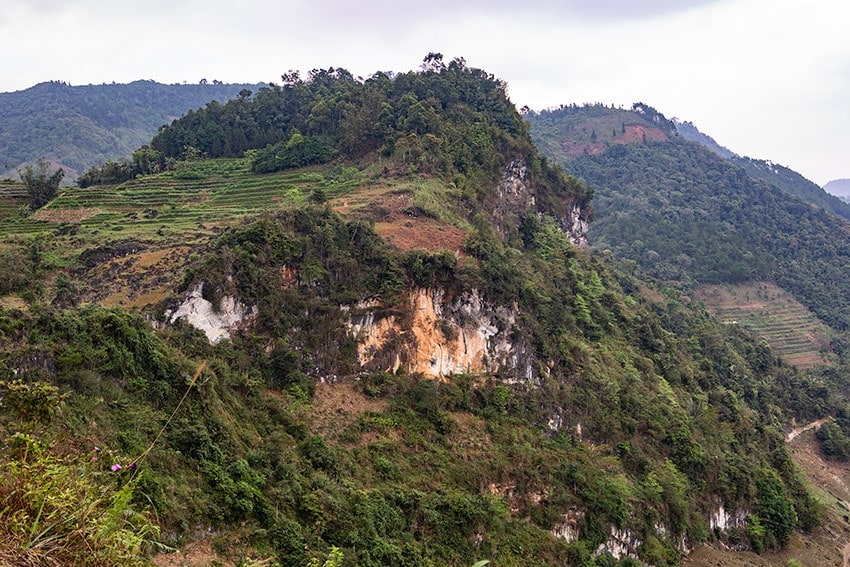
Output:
(0, 434), (160, 566)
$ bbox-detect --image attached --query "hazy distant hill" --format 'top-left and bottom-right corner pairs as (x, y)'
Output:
(825, 178), (850, 201)
(0, 80), (262, 181)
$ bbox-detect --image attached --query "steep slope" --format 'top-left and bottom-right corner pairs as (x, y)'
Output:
(0, 61), (837, 566)
(671, 118), (736, 159)
(0, 80), (262, 181)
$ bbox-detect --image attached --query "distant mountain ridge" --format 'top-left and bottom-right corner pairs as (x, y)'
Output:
(0, 80), (263, 181)
(672, 118), (737, 159)
(672, 119), (850, 221)
(825, 178), (850, 202)
(527, 103), (850, 333)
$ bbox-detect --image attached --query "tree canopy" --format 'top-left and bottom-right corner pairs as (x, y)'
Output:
(19, 159), (64, 209)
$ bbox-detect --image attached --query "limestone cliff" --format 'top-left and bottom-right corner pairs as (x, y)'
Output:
(349, 288), (536, 381)
(493, 158), (589, 247)
(165, 282), (258, 344)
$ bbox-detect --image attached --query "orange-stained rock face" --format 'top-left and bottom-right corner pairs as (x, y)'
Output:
(349, 288), (534, 380)
(407, 288), (494, 376)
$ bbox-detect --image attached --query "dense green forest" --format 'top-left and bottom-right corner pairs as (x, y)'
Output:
(0, 59), (844, 565)
(674, 119), (850, 221)
(0, 207), (831, 565)
(528, 105), (850, 333)
(0, 80), (261, 180)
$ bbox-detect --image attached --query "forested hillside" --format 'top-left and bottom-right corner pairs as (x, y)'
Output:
(0, 59), (845, 566)
(528, 105), (850, 333)
(673, 119), (850, 221)
(0, 80), (261, 181)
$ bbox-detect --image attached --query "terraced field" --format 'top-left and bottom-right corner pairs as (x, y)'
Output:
(0, 159), (379, 307)
(697, 282), (833, 369)
(0, 159), (366, 246)
(0, 181), (27, 221)
(0, 157), (475, 308)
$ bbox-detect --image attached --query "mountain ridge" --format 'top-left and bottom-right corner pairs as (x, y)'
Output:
(670, 118), (850, 220)
(528, 104), (850, 333)
(0, 79), (263, 181)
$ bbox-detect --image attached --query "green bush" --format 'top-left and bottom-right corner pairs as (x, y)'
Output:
(252, 134), (334, 174)
(816, 421), (850, 460)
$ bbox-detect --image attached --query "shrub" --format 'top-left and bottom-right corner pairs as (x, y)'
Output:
(251, 134), (334, 174)
(0, 436), (159, 565)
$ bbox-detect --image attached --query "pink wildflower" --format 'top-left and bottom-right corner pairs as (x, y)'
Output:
(110, 464), (122, 472)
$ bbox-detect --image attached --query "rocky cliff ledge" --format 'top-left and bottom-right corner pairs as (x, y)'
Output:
(349, 288), (536, 381)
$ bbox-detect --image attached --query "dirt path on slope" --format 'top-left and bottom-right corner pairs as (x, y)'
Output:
(786, 417), (850, 566)
(787, 417), (832, 442)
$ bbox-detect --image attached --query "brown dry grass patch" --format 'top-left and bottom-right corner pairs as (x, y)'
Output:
(82, 245), (192, 307)
(332, 181), (468, 253)
(310, 382), (389, 439)
(375, 218), (467, 253)
(32, 207), (101, 223)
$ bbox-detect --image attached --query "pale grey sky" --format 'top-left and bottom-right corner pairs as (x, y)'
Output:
(1, 0), (847, 184)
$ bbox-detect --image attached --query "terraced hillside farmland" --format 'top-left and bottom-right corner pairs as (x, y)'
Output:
(697, 282), (833, 369)
(0, 159), (375, 307)
(0, 157), (472, 308)
(1, 159), (364, 242)
(0, 180), (26, 220)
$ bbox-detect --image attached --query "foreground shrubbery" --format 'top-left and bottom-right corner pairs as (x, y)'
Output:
(0, 378), (159, 566)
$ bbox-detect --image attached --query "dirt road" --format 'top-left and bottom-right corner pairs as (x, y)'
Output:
(785, 416), (850, 566)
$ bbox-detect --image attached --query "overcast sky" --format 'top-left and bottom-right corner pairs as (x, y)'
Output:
(1, 0), (847, 185)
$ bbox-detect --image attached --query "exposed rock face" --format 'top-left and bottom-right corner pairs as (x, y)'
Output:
(552, 507), (585, 543)
(493, 158), (589, 247)
(705, 503), (750, 551)
(9, 351), (56, 376)
(596, 526), (643, 561)
(493, 159), (535, 233)
(349, 288), (536, 381)
(709, 504), (748, 533)
(166, 283), (258, 344)
(559, 203), (589, 248)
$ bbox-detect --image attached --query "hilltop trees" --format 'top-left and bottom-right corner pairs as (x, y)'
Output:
(148, 56), (529, 186)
